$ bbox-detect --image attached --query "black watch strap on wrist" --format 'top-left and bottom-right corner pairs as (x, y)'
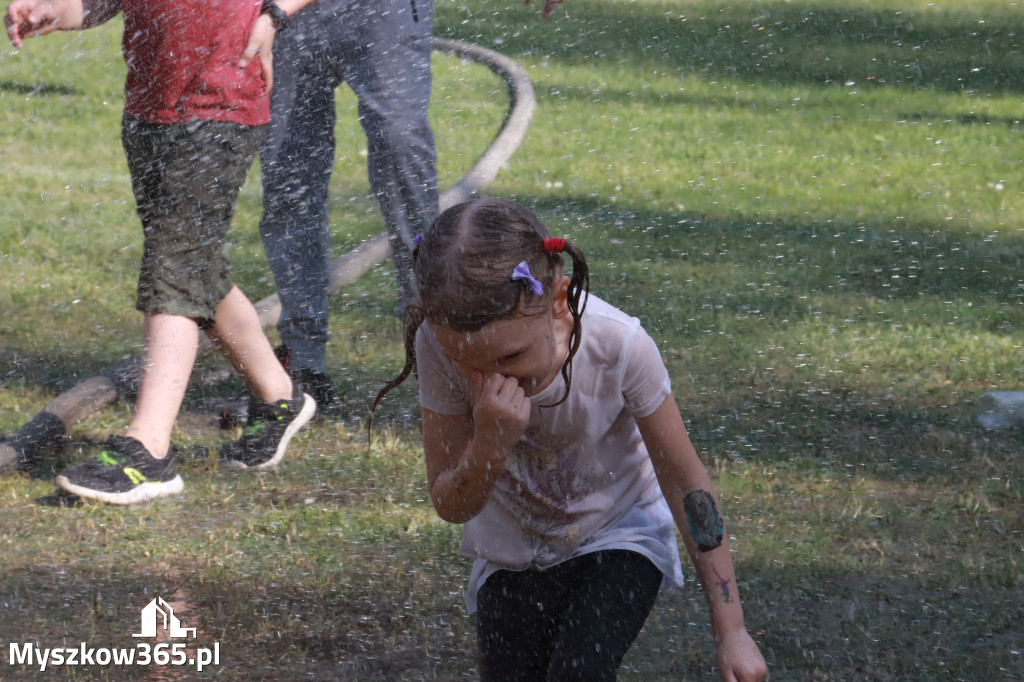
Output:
(260, 0), (288, 32)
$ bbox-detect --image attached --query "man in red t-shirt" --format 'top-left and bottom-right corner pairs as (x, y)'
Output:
(5, 0), (317, 504)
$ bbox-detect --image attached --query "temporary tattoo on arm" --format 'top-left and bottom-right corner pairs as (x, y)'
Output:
(683, 489), (723, 552)
(712, 565), (733, 603)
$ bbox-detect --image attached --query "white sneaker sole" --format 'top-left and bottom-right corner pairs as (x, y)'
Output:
(56, 474), (185, 505)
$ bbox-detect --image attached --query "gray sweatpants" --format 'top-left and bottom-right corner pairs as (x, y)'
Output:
(259, 0), (438, 373)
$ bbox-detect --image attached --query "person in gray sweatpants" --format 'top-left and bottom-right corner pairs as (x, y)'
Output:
(259, 0), (438, 412)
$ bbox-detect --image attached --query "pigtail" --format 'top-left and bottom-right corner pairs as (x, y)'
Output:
(563, 240), (589, 321)
(544, 238), (590, 408)
(370, 232), (427, 428)
(370, 305), (425, 421)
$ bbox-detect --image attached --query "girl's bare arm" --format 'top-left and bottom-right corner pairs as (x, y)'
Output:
(637, 395), (767, 682)
(423, 408), (503, 524)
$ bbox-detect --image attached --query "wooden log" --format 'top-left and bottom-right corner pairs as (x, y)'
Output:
(0, 359), (141, 472)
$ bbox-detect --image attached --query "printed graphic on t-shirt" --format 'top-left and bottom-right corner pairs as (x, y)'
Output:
(497, 436), (598, 557)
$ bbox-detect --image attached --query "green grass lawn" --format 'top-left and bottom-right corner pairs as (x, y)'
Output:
(1, 0), (1022, 679)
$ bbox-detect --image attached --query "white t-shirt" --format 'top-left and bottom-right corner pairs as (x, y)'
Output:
(416, 295), (685, 612)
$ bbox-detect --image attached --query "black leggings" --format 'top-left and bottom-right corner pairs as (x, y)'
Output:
(476, 550), (663, 682)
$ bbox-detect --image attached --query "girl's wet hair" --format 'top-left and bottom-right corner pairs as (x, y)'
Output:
(373, 198), (589, 412)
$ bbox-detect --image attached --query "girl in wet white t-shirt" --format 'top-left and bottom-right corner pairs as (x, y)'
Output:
(375, 198), (766, 682)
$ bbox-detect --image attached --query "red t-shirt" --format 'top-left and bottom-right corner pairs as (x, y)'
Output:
(121, 0), (269, 126)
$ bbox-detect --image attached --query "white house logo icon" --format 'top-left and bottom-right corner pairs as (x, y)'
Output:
(132, 597), (196, 639)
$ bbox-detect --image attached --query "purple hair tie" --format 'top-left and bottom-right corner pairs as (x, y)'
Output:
(511, 261), (544, 296)
(413, 233), (424, 245)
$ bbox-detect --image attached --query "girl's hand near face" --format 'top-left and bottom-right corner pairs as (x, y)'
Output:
(471, 370), (531, 459)
(420, 371), (530, 524)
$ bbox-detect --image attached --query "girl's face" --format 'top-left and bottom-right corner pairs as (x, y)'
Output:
(432, 279), (572, 397)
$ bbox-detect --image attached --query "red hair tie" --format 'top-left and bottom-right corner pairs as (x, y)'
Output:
(543, 237), (566, 254)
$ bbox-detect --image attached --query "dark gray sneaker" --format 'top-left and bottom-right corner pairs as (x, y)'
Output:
(292, 367), (343, 417)
(220, 387), (315, 470)
(56, 435), (184, 505)
(274, 345), (342, 417)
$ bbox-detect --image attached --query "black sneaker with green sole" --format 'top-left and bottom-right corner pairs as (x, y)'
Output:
(56, 434), (184, 505)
